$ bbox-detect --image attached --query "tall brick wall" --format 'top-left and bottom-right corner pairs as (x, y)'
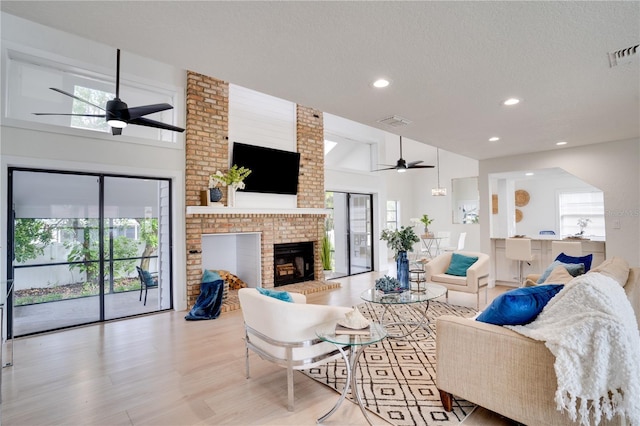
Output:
(184, 73), (326, 307)
(296, 105), (325, 209)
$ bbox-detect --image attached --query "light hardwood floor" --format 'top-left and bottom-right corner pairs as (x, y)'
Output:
(1, 269), (520, 426)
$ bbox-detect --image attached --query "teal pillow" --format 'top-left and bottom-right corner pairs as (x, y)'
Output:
(202, 269), (221, 283)
(445, 253), (479, 276)
(256, 287), (294, 303)
(537, 260), (584, 284)
(476, 284), (563, 325)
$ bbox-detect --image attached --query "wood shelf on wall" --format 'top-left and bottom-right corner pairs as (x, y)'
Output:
(186, 206), (330, 216)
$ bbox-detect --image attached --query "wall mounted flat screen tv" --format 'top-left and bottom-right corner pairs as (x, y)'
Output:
(232, 142), (301, 195)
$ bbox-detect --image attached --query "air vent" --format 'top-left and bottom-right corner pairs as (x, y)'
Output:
(376, 115), (412, 127)
(608, 43), (639, 67)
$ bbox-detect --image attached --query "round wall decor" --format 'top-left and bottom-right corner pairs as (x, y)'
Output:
(515, 189), (530, 207)
(515, 208), (523, 223)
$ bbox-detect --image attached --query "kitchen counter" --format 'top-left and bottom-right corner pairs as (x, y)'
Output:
(490, 237), (605, 286)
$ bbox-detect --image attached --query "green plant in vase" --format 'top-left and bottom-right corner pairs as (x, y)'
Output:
(380, 226), (419, 291)
(321, 232), (332, 271)
(419, 214), (434, 235)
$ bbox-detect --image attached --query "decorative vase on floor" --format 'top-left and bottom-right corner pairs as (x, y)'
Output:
(209, 187), (222, 203)
(227, 186), (236, 207)
(396, 250), (410, 291)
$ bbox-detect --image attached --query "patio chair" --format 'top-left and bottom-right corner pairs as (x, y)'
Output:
(136, 266), (158, 306)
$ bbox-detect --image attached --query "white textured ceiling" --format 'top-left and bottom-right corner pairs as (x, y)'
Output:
(1, 1), (638, 160)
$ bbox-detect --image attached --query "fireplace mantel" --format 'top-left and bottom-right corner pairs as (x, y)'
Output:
(186, 206), (329, 216)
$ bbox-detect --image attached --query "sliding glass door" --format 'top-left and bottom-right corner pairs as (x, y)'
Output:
(8, 168), (172, 336)
(325, 192), (373, 278)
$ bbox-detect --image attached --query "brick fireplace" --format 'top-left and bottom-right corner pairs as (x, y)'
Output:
(184, 71), (326, 307)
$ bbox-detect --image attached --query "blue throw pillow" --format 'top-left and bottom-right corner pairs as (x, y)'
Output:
(555, 252), (593, 272)
(445, 253), (479, 276)
(476, 284), (564, 325)
(256, 287), (294, 303)
(141, 269), (157, 286)
(536, 260), (584, 284)
(202, 269), (221, 283)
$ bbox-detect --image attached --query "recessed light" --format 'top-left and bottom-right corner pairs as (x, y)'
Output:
(556, 141), (568, 146)
(372, 78), (390, 88)
(489, 137), (500, 142)
(503, 98), (521, 106)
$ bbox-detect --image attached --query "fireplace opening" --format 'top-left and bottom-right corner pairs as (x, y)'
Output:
(274, 242), (314, 287)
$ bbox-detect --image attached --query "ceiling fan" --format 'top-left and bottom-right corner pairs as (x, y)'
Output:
(33, 49), (185, 135)
(374, 136), (434, 172)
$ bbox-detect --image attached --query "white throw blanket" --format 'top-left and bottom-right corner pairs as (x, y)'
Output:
(507, 272), (640, 425)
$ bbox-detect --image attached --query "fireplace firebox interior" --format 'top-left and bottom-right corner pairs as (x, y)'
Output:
(274, 242), (314, 286)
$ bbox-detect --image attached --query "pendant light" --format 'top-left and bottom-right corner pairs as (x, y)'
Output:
(431, 148), (447, 196)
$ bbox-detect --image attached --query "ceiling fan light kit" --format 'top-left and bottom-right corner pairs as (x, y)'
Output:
(374, 136), (434, 172)
(33, 49), (185, 136)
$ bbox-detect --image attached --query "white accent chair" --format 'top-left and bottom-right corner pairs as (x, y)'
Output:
(424, 251), (490, 309)
(238, 288), (352, 411)
(505, 238), (535, 286)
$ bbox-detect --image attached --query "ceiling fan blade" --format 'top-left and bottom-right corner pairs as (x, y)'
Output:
(127, 103), (173, 120)
(129, 117), (185, 133)
(33, 113), (106, 117)
(111, 127), (122, 136)
(49, 88), (106, 111)
(407, 160), (424, 167)
(407, 165), (435, 169)
(372, 166), (399, 171)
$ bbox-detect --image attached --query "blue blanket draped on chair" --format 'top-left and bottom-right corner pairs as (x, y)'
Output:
(185, 279), (224, 320)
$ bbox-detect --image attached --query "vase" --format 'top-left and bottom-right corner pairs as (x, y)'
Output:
(227, 186), (236, 207)
(209, 187), (222, 202)
(396, 251), (410, 291)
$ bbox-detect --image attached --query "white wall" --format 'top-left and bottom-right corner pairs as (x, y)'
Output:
(480, 138), (640, 267)
(511, 174), (599, 237)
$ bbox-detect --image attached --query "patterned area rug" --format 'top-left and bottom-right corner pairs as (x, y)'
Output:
(303, 300), (477, 426)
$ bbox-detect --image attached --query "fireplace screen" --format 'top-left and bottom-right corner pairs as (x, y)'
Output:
(273, 242), (314, 286)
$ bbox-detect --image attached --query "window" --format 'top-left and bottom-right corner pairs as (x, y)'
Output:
(386, 200), (399, 230)
(558, 191), (605, 237)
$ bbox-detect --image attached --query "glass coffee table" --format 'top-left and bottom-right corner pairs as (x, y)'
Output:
(360, 283), (447, 339)
(316, 320), (387, 425)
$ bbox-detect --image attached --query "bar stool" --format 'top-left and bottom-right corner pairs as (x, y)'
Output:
(551, 241), (582, 259)
(505, 238), (535, 286)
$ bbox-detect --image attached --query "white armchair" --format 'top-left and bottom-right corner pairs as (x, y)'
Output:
(424, 251), (490, 309)
(238, 288), (352, 411)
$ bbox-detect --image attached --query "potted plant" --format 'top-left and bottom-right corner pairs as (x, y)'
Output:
(321, 232), (332, 277)
(419, 214), (434, 235)
(380, 226), (420, 290)
(210, 164), (252, 207)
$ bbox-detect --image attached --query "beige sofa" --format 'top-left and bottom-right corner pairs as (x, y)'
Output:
(436, 262), (640, 425)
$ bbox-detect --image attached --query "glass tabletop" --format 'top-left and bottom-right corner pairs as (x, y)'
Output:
(361, 283), (447, 305)
(316, 320), (387, 346)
